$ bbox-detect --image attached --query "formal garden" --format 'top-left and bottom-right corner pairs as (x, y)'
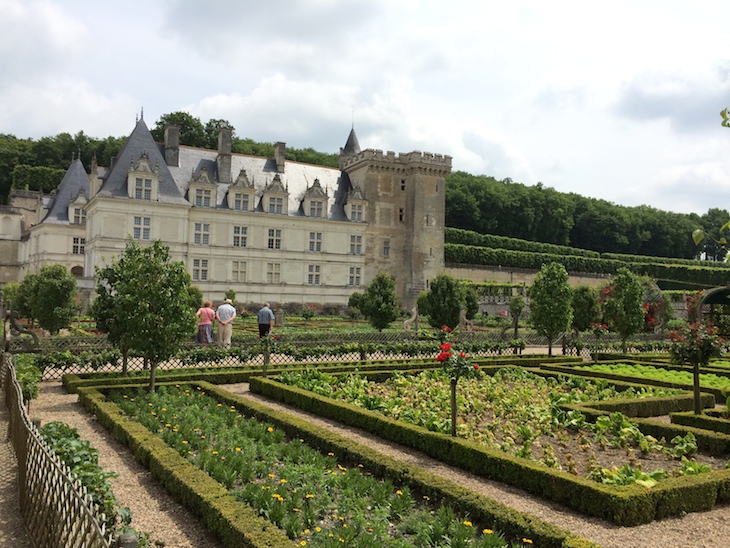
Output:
(6, 239), (730, 547)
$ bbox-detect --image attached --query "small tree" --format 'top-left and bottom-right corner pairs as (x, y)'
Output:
(360, 272), (400, 331)
(425, 274), (464, 330)
(2, 281), (21, 310)
(28, 265), (77, 335)
(571, 285), (599, 333)
(601, 268), (645, 353)
(670, 322), (724, 414)
(92, 240), (197, 389)
(529, 262), (573, 356)
(509, 294), (525, 339)
(15, 273), (39, 325)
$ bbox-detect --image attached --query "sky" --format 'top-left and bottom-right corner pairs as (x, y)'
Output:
(3, 0), (730, 216)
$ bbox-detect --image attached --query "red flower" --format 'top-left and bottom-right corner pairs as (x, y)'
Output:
(473, 364), (480, 370)
(440, 342), (452, 351)
(441, 325), (452, 333)
(436, 351), (452, 362)
(459, 352), (466, 358)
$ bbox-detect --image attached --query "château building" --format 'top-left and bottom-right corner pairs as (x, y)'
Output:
(0, 115), (452, 309)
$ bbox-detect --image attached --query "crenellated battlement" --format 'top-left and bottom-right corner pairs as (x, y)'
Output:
(342, 148), (452, 170)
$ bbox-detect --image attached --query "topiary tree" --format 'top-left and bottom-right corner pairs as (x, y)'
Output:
(15, 273), (39, 326)
(27, 264), (77, 335)
(509, 294), (525, 339)
(360, 272), (400, 331)
(92, 239), (197, 389)
(571, 285), (599, 333)
(425, 274), (465, 330)
(529, 262), (573, 356)
(601, 267), (645, 354)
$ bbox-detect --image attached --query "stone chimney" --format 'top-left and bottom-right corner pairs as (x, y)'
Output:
(274, 141), (286, 173)
(164, 125), (180, 167)
(217, 127), (232, 184)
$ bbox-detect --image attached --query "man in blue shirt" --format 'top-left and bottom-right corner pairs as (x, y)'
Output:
(257, 302), (275, 337)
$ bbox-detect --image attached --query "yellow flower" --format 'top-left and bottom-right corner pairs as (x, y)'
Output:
(483, 529), (493, 535)
(303, 529), (310, 534)
(299, 542), (306, 546)
(523, 539), (533, 544)
(423, 495), (430, 501)
(315, 527), (321, 533)
(182, 440), (188, 444)
(328, 452), (334, 456)
(235, 447), (241, 452)
(280, 479), (288, 483)
(396, 490), (403, 495)
(305, 493), (314, 499)
(267, 427), (274, 432)
(463, 521), (472, 527)
(217, 403), (222, 407)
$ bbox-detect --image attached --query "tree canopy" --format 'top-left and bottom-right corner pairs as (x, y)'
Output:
(353, 272), (400, 331)
(19, 265), (78, 334)
(528, 262), (573, 356)
(92, 239), (197, 389)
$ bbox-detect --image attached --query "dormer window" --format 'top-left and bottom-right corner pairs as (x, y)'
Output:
(346, 183), (367, 222)
(126, 151), (159, 201)
(73, 207), (86, 225)
(309, 200), (323, 218)
(135, 178), (152, 200)
(195, 188), (212, 208)
(261, 173), (288, 216)
(226, 168), (255, 212)
(301, 178), (328, 219)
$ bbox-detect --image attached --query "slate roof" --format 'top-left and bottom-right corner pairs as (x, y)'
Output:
(96, 118), (187, 204)
(42, 158), (89, 224)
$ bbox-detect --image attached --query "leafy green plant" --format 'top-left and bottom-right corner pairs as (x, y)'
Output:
(40, 421), (131, 533)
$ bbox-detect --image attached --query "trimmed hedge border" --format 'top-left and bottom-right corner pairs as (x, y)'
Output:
(70, 380), (597, 548)
(249, 371), (730, 526)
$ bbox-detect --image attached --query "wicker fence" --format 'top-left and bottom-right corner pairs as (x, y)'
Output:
(1, 352), (114, 548)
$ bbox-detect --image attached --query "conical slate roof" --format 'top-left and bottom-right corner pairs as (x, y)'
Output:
(42, 158), (89, 224)
(96, 118), (187, 204)
(342, 127), (361, 156)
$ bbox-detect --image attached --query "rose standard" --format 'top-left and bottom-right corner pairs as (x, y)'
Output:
(436, 334), (481, 436)
(670, 322), (725, 414)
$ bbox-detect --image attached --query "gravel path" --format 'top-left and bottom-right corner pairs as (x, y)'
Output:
(8, 380), (730, 548)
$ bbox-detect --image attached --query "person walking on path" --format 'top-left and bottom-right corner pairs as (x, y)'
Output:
(196, 301), (216, 344)
(257, 302), (275, 338)
(216, 299), (236, 349)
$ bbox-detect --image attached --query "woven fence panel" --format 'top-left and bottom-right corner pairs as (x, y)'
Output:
(1, 354), (112, 548)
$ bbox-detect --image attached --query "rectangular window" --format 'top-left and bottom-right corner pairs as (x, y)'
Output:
(232, 260), (246, 282)
(350, 204), (362, 222)
(72, 237), (85, 255)
(268, 228), (282, 250)
(268, 197), (283, 214)
(135, 178), (152, 200)
(309, 232), (322, 252)
(383, 239), (390, 257)
(133, 216), (151, 240)
(349, 235), (362, 255)
(399, 208), (405, 222)
(307, 264), (321, 285)
(194, 222), (210, 245)
(232, 226), (248, 247)
(233, 193), (249, 212)
(309, 200), (323, 218)
(401, 179), (406, 191)
(73, 207), (86, 225)
(195, 188), (212, 208)
(266, 262), (281, 284)
(348, 267), (361, 286)
(192, 258), (208, 281)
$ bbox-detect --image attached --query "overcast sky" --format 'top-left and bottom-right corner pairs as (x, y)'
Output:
(3, 0), (730, 215)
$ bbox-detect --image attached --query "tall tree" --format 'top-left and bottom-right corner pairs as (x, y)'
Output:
(425, 274), (465, 330)
(601, 267), (645, 353)
(529, 262), (573, 356)
(360, 272), (400, 331)
(571, 285), (599, 332)
(151, 112), (207, 147)
(92, 240), (197, 389)
(27, 265), (78, 335)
